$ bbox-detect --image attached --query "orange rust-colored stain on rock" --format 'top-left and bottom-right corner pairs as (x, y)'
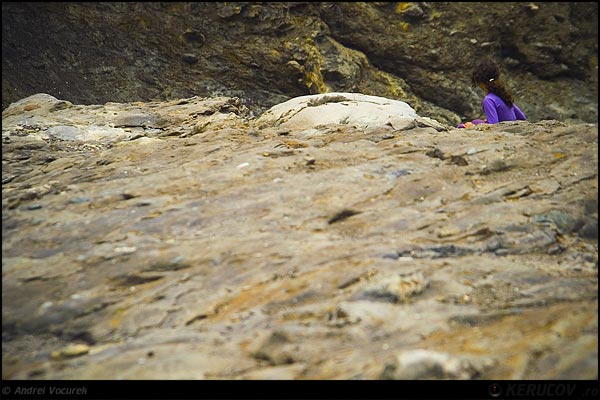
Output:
(109, 307), (127, 328)
(421, 301), (597, 379)
(395, 2), (412, 14)
(209, 271), (323, 322)
(281, 140), (309, 148)
(24, 104), (41, 111)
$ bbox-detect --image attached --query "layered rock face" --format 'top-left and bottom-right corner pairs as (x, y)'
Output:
(2, 2), (598, 125)
(2, 93), (598, 380)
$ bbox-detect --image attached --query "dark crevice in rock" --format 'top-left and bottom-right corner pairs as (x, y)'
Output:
(328, 209), (361, 224)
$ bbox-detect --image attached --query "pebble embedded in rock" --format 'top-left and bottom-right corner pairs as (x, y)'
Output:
(380, 349), (491, 380)
(51, 344), (90, 360)
(362, 272), (429, 303)
(182, 53), (199, 64)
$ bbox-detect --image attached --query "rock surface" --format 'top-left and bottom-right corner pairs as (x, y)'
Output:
(2, 93), (598, 380)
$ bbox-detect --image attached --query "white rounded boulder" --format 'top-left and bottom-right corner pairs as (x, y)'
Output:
(257, 92), (446, 131)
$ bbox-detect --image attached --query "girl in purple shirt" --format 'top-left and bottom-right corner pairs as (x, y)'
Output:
(459, 59), (526, 128)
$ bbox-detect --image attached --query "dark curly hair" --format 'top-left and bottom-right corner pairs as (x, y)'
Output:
(471, 59), (514, 107)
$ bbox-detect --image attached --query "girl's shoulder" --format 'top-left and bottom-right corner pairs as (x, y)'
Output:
(484, 92), (501, 101)
(483, 92), (504, 106)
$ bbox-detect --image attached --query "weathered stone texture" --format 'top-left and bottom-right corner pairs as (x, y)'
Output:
(2, 93), (597, 380)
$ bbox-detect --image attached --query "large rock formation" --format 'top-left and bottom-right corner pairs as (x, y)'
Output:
(2, 93), (598, 381)
(2, 2), (598, 126)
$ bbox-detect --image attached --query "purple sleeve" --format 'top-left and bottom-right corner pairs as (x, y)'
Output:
(482, 97), (499, 124)
(514, 104), (526, 120)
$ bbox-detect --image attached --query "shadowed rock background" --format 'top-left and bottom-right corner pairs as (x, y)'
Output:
(2, 2), (598, 125)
